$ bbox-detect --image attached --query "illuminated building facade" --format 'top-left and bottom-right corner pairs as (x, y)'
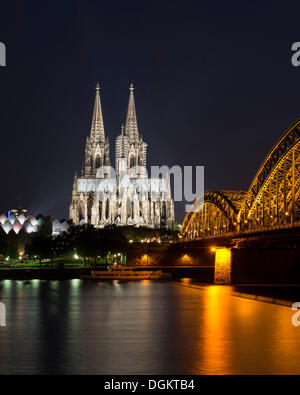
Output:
(69, 84), (175, 228)
(0, 209), (69, 236)
(0, 209), (53, 255)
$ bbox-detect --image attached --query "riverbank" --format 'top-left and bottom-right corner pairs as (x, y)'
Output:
(176, 280), (300, 306)
(0, 267), (93, 279)
(0, 265), (214, 280)
(232, 284), (300, 305)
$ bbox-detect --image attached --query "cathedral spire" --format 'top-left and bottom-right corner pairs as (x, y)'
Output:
(90, 83), (105, 143)
(72, 172), (78, 194)
(119, 124), (127, 157)
(125, 83), (139, 144)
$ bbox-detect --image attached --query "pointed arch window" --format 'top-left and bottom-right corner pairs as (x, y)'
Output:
(95, 155), (101, 168)
(105, 199), (110, 220)
(87, 197), (93, 224)
(127, 197), (134, 218)
(162, 201), (167, 222)
(130, 155), (135, 168)
(99, 201), (102, 222)
(139, 201), (143, 217)
(79, 201), (85, 223)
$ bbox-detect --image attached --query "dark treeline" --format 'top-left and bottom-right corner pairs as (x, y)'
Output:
(0, 231), (18, 259)
(35, 225), (178, 264)
(26, 225), (128, 264)
(0, 224), (179, 264)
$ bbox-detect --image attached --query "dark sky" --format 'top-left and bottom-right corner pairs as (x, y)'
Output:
(1, 0), (300, 223)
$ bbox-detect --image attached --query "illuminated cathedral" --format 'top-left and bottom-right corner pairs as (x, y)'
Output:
(69, 84), (174, 228)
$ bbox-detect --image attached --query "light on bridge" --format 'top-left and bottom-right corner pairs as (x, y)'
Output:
(214, 248), (232, 284)
(181, 254), (191, 264)
(141, 254), (148, 264)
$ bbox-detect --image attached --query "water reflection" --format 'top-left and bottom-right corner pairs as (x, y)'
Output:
(201, 286), (233, 374)
(0, 280), (300, 374)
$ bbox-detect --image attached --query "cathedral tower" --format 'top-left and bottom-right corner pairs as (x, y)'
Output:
(70, 83), (175, 228)
(82, 83), (110, 177)
(115, 83), (147, 172)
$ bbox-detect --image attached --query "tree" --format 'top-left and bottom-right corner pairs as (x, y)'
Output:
(25, 234), (55, 265)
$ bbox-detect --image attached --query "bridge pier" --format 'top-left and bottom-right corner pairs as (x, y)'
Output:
(214, 248), (232, 284)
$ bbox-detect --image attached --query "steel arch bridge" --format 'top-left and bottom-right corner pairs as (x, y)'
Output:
(182, 190), (247, 238)
(182, 118), (300, 239)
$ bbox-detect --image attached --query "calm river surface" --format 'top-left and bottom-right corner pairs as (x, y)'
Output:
(0, 279), (300, 374)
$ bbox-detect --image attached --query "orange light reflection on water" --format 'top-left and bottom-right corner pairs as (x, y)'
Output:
(200, 285), (233, 374)
(175, 282), (300, 374)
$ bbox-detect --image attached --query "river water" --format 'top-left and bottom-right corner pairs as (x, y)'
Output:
(0, 279), (300, 374)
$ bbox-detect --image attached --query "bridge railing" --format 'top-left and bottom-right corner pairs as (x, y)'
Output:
(182, 221), (300, 242)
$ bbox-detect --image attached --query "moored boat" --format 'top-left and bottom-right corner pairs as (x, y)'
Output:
(81, 266), (171, 280)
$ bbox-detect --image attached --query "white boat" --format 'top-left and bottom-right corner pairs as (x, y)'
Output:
(81, 266), (171, 280)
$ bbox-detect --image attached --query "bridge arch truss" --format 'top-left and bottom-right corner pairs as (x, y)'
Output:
(182, 190), (246, 238)
(182, 118), (300, 239)
(238, 119), (300, 230)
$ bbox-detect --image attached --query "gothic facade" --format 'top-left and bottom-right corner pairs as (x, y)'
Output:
(69, 84), (175, 228)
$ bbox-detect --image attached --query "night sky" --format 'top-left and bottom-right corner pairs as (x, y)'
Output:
(1, 0), (300, 223)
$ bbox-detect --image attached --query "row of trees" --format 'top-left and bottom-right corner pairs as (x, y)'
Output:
(0, 224), (180, 264)
(25, 225), (128, 264)
(0, 232), (18, 259)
